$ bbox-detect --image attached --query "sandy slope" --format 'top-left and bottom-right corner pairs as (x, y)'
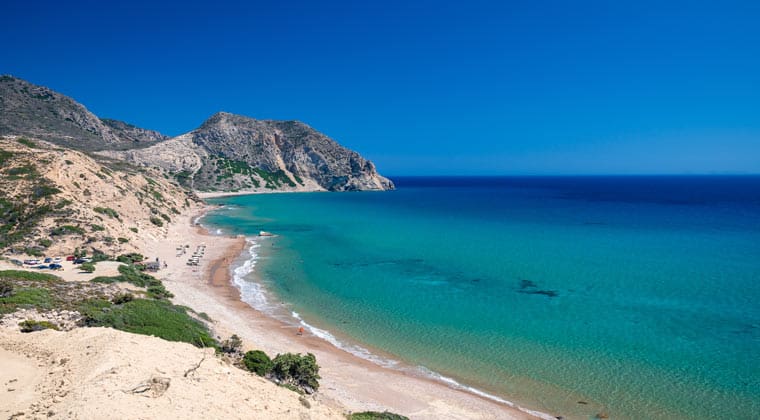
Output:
(0, 327), (343, 420)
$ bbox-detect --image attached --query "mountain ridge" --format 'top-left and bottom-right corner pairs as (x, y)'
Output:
(1, 76), (393, 192)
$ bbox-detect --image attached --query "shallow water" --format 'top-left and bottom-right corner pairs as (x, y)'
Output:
(205, 176), (760, 419)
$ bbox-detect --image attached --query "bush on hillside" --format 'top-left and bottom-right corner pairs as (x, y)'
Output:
(0, 280), (13, 298)
(243, 350), (272, 376)
(116, 253), (144, 264)
(80, 262), (95, 273)
(271, 352), (321, 393)
(79, 298), (218, 349)
(19, 319), (59, 333)
(220, 334), (242, 354)
(349, 412), (410, 420)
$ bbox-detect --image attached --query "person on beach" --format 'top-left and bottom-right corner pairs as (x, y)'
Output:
(297, 327), (304, 336)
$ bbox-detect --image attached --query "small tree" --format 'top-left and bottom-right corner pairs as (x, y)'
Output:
(221, 334), (243, 354)
(80, 262), (96, 273)
(74, 247), (86, 258)
(271, 352), (321, 393)
(111, 292), (134, 305)
(243, 350), (272, 376)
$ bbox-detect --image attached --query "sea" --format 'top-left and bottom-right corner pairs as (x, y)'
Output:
(203, 176), (760, 420)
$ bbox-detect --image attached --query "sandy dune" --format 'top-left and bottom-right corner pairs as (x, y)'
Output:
(0, 327), (343, 420)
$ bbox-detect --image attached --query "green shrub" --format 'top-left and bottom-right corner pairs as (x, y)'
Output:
(38, 238), (53, 248)
(243, 350), (273, 376)
(147, 284), (173, 300)
(94, 207), (119, 219)
(0, 149), (15, 165)
(0, 270), (60, 283)
(129, 227), (138, 233)
(111, 292), (134, 305)
(270, 353), (321, 393)
(90, 224), (105, 232)
(117, 237), (129, 243)
(0, 287), (55, 314)
(64, 160), (74, 165)
(91, 252), (110, 263)
(33, 185), (61, 198)
(24, 247), (44, 257)
(79, 298), (217, 349)
(19, 319), (59, 333)
(349, 412), (410, 420)
(54, 199), (73, 209)
(149, 216), (163, 227)
(51, 225), (85, 236)
(221, 334), (242, 354)
(0, 280), (12, 298)
(116, 253), (144, 264)
(91, 276), (120, 284)
(116, 264), (152, 286)
(80, 262), (96, 273)
(17, 138), (37, 148)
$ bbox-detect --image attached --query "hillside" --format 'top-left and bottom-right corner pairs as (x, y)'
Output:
(103, 112), (394, 192)
(0, 76), (166, 150)
(0, 136), (198, 256)
(1, 76), (393, 193)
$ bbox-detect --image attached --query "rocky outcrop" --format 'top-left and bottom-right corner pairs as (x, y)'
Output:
(106, 112), (394, 192)
(0, 75), (164, 150)
(192, 112), (393, 191)
(100, 118), (169, 146)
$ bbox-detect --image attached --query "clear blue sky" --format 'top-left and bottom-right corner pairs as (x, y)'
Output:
(2, 0), (759, 175)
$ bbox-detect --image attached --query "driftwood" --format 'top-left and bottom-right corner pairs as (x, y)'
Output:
(184, 349), (208, 378)
(125, 376), (171, 397)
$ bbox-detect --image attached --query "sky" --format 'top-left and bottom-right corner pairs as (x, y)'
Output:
(2, 0), (759, 175)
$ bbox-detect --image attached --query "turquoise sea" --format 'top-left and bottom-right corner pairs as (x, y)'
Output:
(204, 176), (760, 419)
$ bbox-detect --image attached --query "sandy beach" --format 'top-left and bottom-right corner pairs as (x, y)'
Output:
(145, 205), (547, 420)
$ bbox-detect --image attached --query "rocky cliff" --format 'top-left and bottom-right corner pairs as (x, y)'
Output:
(105, 112), (394, 192)
(0, 76), (166, 150)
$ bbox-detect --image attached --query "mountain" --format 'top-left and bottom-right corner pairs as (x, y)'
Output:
(105, 112), (394, 192)
(0, 75), (166, 150)
(1, 76), (393, 192)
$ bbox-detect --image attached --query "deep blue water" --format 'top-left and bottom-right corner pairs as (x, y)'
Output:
(206, 176), (760, 419)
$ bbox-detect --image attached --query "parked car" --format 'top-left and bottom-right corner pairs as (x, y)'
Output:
(10, 259), (23, 266)
(36, 264), (49, 269)
(48, 263), (63, 270)
(44, 257), (53, 263)
(66, 256), (75, 261)
(73, 258), (85, 264)
(53, 257), (62, 263)
(24, 259), (40, 265)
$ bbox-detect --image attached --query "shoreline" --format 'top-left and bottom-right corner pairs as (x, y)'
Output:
(196, 188), (324, 199)
(161, 205), (553, 419)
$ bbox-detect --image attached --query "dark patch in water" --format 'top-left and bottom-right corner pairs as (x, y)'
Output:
(520, 289), (559, 298)
(517, 279), (559, 298)
(519, 279), (537, 289)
